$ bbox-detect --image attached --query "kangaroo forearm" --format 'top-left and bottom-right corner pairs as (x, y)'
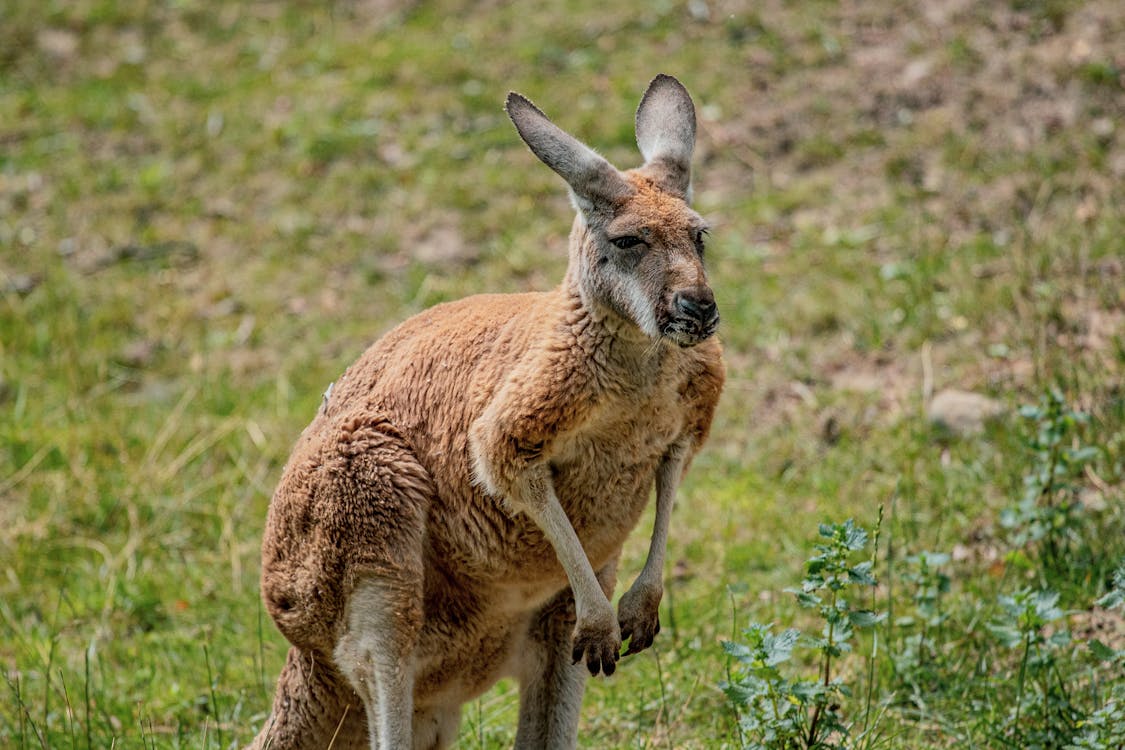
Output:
(637, 446), (687, 587)
(511, 469), (611, 620)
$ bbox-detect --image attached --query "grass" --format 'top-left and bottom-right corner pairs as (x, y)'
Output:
(2, 0), (1123, 747)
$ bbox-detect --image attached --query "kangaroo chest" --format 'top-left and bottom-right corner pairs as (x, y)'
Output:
(478, 372), (688, 585)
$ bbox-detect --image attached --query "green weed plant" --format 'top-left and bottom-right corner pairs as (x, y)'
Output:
(890, 551), (951, 693)
(725, 397), (1123, 749)
(723, 519), (885, 750)
(1065, 565), (1125, 750)
(1001, 390), (1101, 583)
(987, 588), (1080, 748)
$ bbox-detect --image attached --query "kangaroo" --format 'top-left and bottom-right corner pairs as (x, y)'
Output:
(247, 74), (724, 750)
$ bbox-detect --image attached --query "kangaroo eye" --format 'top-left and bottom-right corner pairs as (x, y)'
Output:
(693, 228), (708, 256)
(610, 236), (644, 250)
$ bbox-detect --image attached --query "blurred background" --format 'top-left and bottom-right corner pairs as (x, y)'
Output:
(1, 1), (1122, 747)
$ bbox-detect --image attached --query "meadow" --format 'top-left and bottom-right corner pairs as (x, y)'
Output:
(1, 1), (1122, 747)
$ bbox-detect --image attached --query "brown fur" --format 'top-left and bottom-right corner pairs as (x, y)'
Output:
(248, 75), (724, 750)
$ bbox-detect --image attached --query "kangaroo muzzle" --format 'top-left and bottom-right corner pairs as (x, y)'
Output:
(664, 287), (719, 346)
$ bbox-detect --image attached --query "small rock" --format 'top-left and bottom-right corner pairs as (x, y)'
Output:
(3, 274), (41, 296)
(928, 389), (1004, 436)
(688, 0), (710, 21)
(37, 28), (79, 60)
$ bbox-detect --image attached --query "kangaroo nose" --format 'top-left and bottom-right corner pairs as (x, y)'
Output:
(674, 288), (718, 324)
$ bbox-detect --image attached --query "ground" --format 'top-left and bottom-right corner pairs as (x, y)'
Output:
(1, 0), (1122, 747)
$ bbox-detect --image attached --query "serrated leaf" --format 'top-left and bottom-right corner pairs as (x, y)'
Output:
(1112, 565), (1125, 590)
(793, 590), (822, 608)
(1089, 639), (1119, 662)
(721, 680), (760, 705)
(849, 609), (885, 628)
(806, 558), (828, 576)
(764, 628), (800, 666)
(848, 561), (877, 586)
(844, 523), (868, 551)
(988, 622), (1024, 648)
(1034, 590), (1063, 621)
(1047, 629), (1071, 648)
(722, 640), (753, 661)
(1097, 586), (1125, 612)
(790, 680), (824, 702)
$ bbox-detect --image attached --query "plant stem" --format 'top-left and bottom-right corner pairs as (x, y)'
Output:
(807, 589), (838, 748)
(725, 590), (747, 750)
(862, 504), (885, 741)
(203, 644), (224, 750)
(764, 676), (782, 724)
(1036, 642), (1050, 731)
(1013, 633), (1031, 742)
(84, 647), (92, 750)
(1039, 419), (1063, 568)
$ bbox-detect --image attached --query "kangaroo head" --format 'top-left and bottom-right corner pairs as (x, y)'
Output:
(506, 74), (718, 348)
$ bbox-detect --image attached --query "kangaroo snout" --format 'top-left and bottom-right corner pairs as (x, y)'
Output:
(673, 287), (717, 324)
(666, 287), (719, 345)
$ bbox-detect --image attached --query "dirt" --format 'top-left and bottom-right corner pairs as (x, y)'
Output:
(708, 0), (1123, 426)
(1069, 606), (1125, 652)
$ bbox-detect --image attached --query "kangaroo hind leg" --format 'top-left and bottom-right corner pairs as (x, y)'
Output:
(245, 647), (368, 749)
(336, 574), (423, 749)
(329, 418), (431, 749)
(513, 559), (619, 750)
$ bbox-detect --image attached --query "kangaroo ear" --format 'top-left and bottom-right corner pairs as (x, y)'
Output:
(506, 92), (631, 217)
(635, 74), (696, 199)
